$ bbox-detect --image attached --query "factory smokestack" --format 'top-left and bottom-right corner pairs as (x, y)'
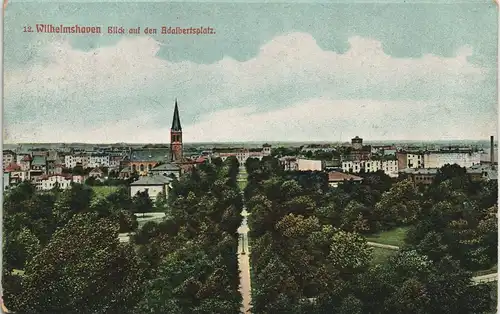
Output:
(490, 135), (494, 165)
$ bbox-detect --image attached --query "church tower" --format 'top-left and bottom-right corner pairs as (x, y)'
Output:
(170, 99), (183, 162)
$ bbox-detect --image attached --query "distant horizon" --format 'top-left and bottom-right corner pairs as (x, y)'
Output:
(3, 138), (498, 146)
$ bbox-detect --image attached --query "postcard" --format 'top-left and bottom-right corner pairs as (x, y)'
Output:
(2, 1), (498, 313)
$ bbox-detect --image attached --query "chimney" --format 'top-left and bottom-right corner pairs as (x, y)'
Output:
(490, 136), (494, 165)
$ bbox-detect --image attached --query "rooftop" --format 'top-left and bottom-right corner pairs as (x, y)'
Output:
(130, 149), (170, 162)
(130, 175), (172, 186)
(32, 156), (47, 166)
(151, 162), (181, 171)
(4, 163), (21, 172)
(328, 171), (363, 182)
(38, 174), (73, 180)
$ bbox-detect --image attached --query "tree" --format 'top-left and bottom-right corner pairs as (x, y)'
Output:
(114, 210), (139, 233)
(361, 251), (493, 314)
(135, 244), (240, 314)
(3, 227), (41, 272)
(53, 183), (93, 227)
(7, 213), (145, 314)
(72, 164), (84, 176)
(373, 179), (421, 228)
(155, 191), (168, 212)
(132, 190), (154, 217)
(106, 186), (133, 212)
(327, 230), (372, 275)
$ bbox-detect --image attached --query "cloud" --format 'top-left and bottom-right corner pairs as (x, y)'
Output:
(3, 32), (492, 143)
(6, 98), (494, 143)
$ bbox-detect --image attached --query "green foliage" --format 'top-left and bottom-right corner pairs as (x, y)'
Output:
(134, 156), (243, 313)
(3, 227), (41, 272)
(406, 172), (498, 271)
(131, 190), (154, 215)
(135, 244), (240, 314)
(7, 213), (145, 314)
(373, 178), (421, 228)
(154, 191), (168, 211)
(247, 159), (496, 313)
(2, 180), (149, 310)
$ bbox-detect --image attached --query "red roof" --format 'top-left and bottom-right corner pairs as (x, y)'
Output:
(328, 171), (363, 182)
(22, 155), (32, 162)
(4, 162), (21, 172)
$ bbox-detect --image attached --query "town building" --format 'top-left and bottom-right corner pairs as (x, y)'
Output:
(327, 171), (363, 188)
(128, 148), (170, 176)
(297, 159), (324, 171)
(399, 167), (490, 186)
(423, 150), (481, 169)
(119, 167), (131, 179)
(4, 163), (27, 185)
(346, 136), (371, 161)
(2, 150), (16, 170)
(396, 151), (424, 170)
(342, 159), (399, 178)
(149, 162), (182, 179)
(35, 174), (84, 191)
(64, 153), (90, 168)
(469, 164), (498, 181)
(109, 155), (124, 169)
(128, 100), (200, 176)
(128, 99), (201, 199)
(47, 158), (64, 175)
(19, 155), (33, 171)
(88, 154), (110, 168)
(89, 167), (105, 180)
(351, 136), (363, 150)
(213, 144), (272, 164)
(16, 153), (29, 165)
(31, 156), (48, 176)
(130, 175), (172, 200)
(279, 156), (298, 171)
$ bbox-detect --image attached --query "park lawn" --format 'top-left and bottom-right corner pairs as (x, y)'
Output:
(365, 227), (409, 247)
(92, 185), (119, 198)
(371, 247), (397, 265)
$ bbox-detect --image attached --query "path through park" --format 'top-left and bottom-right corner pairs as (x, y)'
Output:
(237, 209), (252, 314)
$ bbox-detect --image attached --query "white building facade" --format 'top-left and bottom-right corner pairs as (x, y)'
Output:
(129, 175), (172, 200)
(214, 144), (272, 165)
(406, 153), (423, 168)
(342, 159), (399, 178)
(64, 154), (90, 168)
(297, 159), (324, 171)
(36, 175), (83, 191)
(88, 154), (110, 168)
(2, 150), (15, 170)
(423, 151), (481, 169)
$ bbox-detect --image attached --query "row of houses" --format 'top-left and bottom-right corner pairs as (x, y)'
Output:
(2, 150), (125, 173)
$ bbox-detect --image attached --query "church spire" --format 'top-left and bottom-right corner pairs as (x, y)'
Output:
(171, 99), (182, 131)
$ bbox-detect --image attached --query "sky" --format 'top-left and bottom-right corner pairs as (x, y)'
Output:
(3, 1), (498, 143)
